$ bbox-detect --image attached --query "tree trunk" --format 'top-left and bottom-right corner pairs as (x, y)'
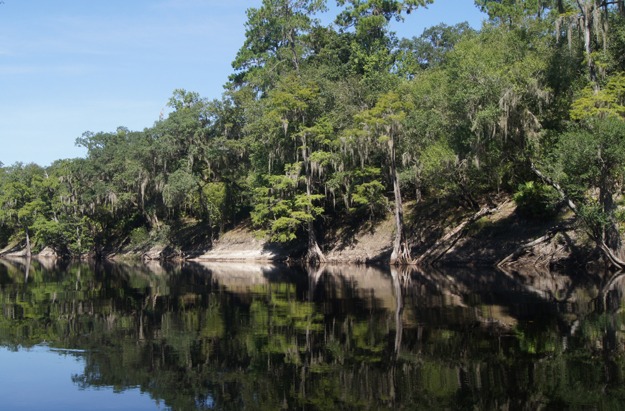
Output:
(25, 226), (31, 258)
(306, 220), (326, 265)
(599, 171), (625, 260)
(303, 135), (326, 265)
(577, 0), (599, 86)
(282, 2), (300, 74)
(388, 136), (411, 265)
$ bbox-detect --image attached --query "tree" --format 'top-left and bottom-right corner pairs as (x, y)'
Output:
(475, 0), (559, 25)
(333, 0), (434, 99)
(570, 71), (625, 119)
(356, 89), (414, 264)
(444, 23), (552, 199)
(554, 116), (625, 266)
(248, 74), (331, 263)
(399, 68), (457, 203)
(395, 22), (475, 76)
(230, 0), (327, 92)
(336, 0), (435, 36)
(0, 163), (47, 256)
(574, 0), (607, 85)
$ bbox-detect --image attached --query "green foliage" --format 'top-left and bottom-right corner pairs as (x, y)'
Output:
(31, 219), (65, 251)
(556, 117), (625, 198)
(201, 182), (227, 227)
(513, 181), (561, 220)
(357, 89), (413, 132)
(129, 226), (150, 247)
(577, 200), (611, 236)
(395, 22), (475, 75)
(570, 72), (625, 120)
(351, 180), (388, 217)
(552, 116), (625, 245)
(608, 14), (625, 71)
(336, 0), (434, 36)
(230, 0), (327, 91)
(162, 169), (198, 210)
(251, 174), (325, 242)
(418, 140), (458, 195)
(443, 22), (552, 195)
(475, 0), (558, 26)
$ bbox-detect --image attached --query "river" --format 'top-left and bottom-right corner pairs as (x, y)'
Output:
(0, 258), (624, 410)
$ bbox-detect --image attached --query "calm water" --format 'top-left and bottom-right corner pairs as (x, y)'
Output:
(1, 258), (625, 410)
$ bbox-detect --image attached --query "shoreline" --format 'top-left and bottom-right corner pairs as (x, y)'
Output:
(0, 199), (598, 271)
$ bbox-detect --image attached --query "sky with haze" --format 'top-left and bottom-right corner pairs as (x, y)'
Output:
(0, 0), (485, 167)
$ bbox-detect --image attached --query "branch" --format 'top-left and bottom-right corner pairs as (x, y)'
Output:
(598, 241), (625, 268)
(529, 162), (578, 214)
(530, 161), (625, 270)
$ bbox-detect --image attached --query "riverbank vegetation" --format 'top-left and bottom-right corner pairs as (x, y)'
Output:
(1, 0), (625, 267)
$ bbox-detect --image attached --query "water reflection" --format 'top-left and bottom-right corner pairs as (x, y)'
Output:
(1, 258), (625, 410)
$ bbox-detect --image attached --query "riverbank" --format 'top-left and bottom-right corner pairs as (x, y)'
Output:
(0, 197), (598, 271)
(152, 197), (597, 271)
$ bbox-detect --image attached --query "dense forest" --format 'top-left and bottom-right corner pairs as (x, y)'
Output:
(1, 0), (625, 267)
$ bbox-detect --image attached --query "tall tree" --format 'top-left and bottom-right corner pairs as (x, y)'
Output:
(356, 90), (414, 264)
(478, 0), (623, 85)
(475, 0), (558, 25)
(334, 0), (434, 98)
(248, 74), (332, 263)
(230, 0), (327, 93)
(444, 24), (551, 198)
(551, 117), (625, 267)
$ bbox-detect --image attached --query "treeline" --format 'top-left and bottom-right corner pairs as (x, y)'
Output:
(1, 0), (625, 266)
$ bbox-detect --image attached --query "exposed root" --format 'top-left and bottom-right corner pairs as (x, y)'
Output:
(305, 240), (327, 266)
(390, 243), (412, 265)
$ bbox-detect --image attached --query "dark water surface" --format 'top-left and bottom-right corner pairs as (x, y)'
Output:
(1, 258), (625, 410)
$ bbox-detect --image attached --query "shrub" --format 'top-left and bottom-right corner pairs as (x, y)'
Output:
(130, 226), (149, 247)
(513, 181), (560, 220)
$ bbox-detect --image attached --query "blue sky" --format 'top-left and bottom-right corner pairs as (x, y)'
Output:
(0, 0), (485, 167)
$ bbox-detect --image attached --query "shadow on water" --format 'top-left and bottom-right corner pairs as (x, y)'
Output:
(2, 257), (625, 410)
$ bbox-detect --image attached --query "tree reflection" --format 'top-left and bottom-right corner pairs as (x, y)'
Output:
(2, 259), (625, 409)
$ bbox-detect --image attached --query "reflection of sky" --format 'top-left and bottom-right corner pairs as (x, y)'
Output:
(0, 345), (166, 411)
